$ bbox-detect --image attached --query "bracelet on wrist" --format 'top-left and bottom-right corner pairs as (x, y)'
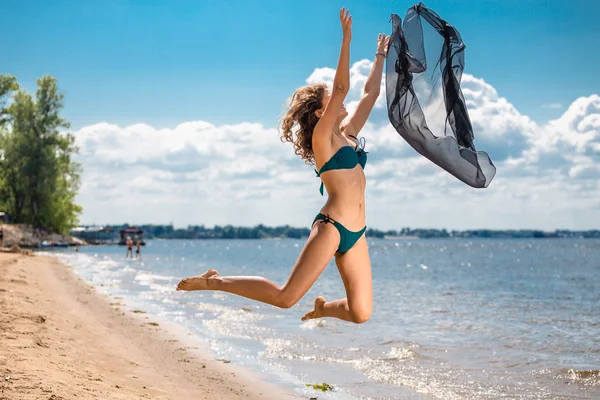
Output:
(376, 52), (386, 58)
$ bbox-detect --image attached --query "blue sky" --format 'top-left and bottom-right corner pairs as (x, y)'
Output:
(3, 0), (600, 230)
(3, 0), (599, 130)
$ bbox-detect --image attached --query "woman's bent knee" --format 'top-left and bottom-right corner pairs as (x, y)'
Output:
(349, 307), (371, 324)
(273, 294), (299, 309)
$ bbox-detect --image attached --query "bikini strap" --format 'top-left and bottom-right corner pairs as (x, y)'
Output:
(319, 213), (336, 224)
(349, 135), (367, 154)
(315, 169), (324, 196)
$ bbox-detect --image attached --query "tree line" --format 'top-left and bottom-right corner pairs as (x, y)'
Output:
(108, 224), (600, 240)
(0, 74), (81, 233)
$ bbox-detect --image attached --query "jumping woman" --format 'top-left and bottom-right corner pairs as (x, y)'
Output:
(177, 8), (388, 324)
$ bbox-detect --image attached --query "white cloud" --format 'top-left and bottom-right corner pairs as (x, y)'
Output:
(73, 61), (600, 230)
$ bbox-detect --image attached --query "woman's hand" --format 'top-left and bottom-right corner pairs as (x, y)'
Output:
(340, 8), (352, 43)
(376, 33), (389, 57)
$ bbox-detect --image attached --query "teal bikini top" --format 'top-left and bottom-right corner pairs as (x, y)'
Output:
(315, 136), (368, 195)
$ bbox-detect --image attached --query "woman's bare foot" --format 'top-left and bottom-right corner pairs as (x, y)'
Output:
(301, 296), (326, 321)
(176, 269), (220, 291)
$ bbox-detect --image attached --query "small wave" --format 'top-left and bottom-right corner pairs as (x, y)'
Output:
(134, 272), (179, 283)
(537, 368), (600, 387)
(262, 338), (349, 363)
(201, 304), (270, 340)
(145, 282), (175, 293)
(54, 252), (119, 269)
(190, 302), (235, 314)
(558, 369), (600, 386)
(134, 272), (179, 292)
(300, 319), (327, 330)
(386, 347), (418, 360)
(378, 340), (420, 348)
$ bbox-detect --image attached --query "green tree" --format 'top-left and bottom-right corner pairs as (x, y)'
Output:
(0, 75), (23, 221)
(0, 75), (81, 233)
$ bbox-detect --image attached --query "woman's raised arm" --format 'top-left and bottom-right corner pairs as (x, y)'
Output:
(313, 8), (352, 145)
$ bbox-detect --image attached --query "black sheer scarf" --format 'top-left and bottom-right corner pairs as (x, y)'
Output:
(386, 2), (496, 188)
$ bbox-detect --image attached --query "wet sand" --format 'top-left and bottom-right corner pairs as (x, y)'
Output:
(0, 252), (300, 400)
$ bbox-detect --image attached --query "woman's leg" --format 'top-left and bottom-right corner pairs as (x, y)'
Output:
(302, 234), (372, 324)
(176, 222), (340, 309)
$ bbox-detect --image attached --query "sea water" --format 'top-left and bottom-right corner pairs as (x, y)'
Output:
(44, 238), (600, 399)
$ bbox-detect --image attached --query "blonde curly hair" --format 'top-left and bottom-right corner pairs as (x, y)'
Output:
(280, 83), (328, 165)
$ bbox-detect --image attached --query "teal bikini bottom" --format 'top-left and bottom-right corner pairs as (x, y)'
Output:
(313, 213), (366, 254)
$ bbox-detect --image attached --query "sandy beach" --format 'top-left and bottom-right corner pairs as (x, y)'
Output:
(0, 252), (300, 400)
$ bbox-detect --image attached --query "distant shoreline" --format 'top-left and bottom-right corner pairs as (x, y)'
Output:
(3, 223), (598, 251)
(135, 235), (598, 240)
(72, 233), (600, 244)
(72, 224), (600, 242)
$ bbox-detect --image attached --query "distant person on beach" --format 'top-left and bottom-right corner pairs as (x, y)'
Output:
(75, 243), (79, 252)
(0, 227), (3, 248)
(126, 237), (133, 258)
(178, 9), (386, 324)
(135, 240), (142, 259)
